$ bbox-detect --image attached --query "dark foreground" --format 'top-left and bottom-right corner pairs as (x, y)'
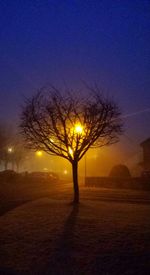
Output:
(0, 178), (150, 274)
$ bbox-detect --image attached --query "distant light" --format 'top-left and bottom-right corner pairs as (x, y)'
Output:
(8, 147), (13, 153)
(36, 151), (43, 157)
(43, 167), (48, 171)
(64, 169), (68, 175)
(50, 138), (54, 143)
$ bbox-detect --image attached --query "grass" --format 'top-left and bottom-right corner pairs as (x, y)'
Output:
(0, 178), (150, 274)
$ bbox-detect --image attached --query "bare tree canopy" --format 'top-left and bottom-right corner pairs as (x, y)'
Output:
(20, 86), (123, 203)
(20, 87), (123, 162)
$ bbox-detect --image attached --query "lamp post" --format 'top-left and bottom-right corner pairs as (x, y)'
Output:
(69, 123), (84, 158)
(85, 153), (87, 185)
(35, 150), (43, 171)
(7, 147), (14, 170)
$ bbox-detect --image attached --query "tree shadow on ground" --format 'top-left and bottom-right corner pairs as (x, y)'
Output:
(43, 203), (79, 275)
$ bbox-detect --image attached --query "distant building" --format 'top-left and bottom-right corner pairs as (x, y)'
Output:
(140, 138), (150, 171)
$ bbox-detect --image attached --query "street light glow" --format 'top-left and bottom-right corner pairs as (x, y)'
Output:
(36, 150), (43, 157)
(8, 147), (13, 153)
(74, 123), (84, 134)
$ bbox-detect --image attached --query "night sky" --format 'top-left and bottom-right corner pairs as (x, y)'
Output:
(0, 0), (150, 149)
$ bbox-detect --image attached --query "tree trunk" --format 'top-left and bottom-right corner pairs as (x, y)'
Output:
(72, 160), (79, 204)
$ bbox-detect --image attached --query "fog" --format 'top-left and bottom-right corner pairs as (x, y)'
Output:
(21, 141), (142, 178)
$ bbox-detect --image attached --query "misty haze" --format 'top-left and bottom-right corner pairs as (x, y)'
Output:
(0, 1), (150, 274)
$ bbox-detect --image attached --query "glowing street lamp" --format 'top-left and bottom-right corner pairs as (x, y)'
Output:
(74, 123), (84, 134)
(8, 147), (13, 153)
(64, 169), (68, 175)
(36, 150), (43, 157)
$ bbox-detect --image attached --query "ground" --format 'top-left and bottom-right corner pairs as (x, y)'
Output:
(0, 179), (150, 274)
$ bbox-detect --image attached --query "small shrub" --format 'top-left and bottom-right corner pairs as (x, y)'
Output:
(109, 164), (131, 178)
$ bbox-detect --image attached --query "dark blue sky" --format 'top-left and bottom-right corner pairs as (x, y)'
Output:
(0, 0), (150, 147)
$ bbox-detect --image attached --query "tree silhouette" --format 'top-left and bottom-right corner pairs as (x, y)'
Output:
(12, 138), (29, 172)
(20, 87), (123, 203)
(0, 124), (28, 171)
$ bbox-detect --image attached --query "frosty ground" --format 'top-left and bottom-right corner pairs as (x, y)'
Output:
(0, 179), (150, 274)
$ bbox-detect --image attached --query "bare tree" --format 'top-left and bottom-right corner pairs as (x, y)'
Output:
(0, 123), (28, 171)
(20, 87), (123, 203)
(12, 138), (29, 172)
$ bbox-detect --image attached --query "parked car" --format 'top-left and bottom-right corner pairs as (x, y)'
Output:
(29, 171), (59, 181)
